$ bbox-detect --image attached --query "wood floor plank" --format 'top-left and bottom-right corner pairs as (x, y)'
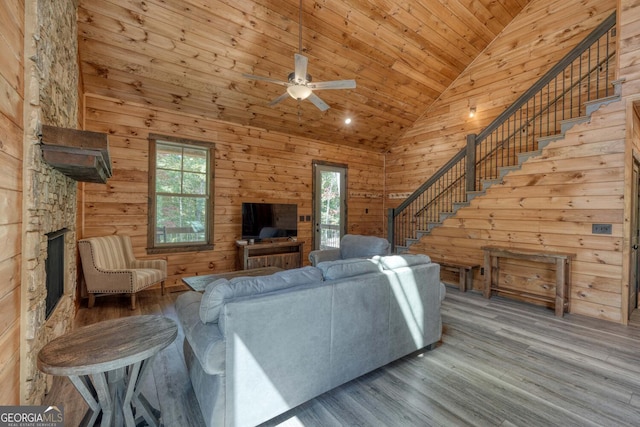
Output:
(42, 286), (640, 427)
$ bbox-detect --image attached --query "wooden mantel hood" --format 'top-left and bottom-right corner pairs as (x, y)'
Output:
(40, 125), (113, 184)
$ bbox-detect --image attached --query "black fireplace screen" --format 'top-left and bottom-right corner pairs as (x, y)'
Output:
(46, 229), (66, 319)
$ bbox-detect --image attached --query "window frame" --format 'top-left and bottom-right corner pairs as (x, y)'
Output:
(147, 134), (215, 254)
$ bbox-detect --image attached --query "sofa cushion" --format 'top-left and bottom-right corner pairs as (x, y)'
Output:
(199, 267), (323, 324)
(176, 291), (226, 375)
(375, 254), (431, 270)
(339, 234), (390, 259)
(317, 258), (381, 280)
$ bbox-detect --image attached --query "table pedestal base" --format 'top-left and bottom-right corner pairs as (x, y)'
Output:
(69, 356), (160, 427)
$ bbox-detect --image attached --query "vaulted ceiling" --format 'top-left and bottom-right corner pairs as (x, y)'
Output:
(77, 0), (531, 152)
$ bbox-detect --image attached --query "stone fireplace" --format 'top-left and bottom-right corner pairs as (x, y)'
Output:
(21, 0), (80, 404)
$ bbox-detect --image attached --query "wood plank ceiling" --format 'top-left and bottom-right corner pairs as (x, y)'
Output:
(77, 0), (531, 152)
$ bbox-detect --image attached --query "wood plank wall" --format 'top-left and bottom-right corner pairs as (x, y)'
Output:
(620, 0), (640, 100)
(413, 102), (625, 322)
(385, 0), (622, 321)
(619, 0), (640, 323)
(386, 0), (615, 199)
(81, 94), (385, 288)
(0, 0), (23, 405)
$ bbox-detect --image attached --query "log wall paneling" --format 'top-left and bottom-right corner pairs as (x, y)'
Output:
(385, 0), (623, 322)
(408, 101), (626, 322)
(81, 94), (385, 288)
(0, 0), (23, 406)
(76, 0), (530, 151)
(386, 0), (616, 196)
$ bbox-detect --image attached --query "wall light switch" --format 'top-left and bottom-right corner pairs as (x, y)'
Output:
(592, 224), (612, 235)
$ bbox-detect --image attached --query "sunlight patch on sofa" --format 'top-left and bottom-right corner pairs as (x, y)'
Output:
(232, 335), (288, 425)
(387, 270), (425, 348)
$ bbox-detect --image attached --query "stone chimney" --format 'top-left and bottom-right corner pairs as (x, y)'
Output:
(21, 0), (80, 404)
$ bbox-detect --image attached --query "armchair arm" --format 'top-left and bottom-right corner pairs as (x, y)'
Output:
(308, 248), (341, 266)
(83, 268), (137, 293)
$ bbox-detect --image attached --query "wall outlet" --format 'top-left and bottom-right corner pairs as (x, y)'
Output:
(592, 223), (612, 235)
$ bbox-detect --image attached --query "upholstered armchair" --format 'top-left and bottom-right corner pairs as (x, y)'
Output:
(308, 234), (391, 266)
(78, 235), (167, 310)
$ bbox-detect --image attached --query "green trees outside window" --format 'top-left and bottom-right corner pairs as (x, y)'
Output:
(148, 135), (214, 252)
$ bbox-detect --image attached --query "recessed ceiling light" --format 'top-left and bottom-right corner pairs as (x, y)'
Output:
(345, 118), (352, 125)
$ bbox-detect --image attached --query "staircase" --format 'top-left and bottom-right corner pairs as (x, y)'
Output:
(389, 12), (618, 253)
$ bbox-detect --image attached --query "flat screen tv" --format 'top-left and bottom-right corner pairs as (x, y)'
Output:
(242, 203), (298, 241)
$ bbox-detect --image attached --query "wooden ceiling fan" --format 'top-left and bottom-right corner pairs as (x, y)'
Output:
(242, 0), (356, 111)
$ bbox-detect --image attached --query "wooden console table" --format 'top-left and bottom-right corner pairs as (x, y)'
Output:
(38, 315), (177, 427)
(237, 240), (303, 270)
(482, 246), (575, 317)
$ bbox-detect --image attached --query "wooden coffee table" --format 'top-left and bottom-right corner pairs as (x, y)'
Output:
(37, 315), (177, 427)
(182, 266), (283, 292)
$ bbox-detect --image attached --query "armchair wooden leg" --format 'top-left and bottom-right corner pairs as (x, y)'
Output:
(88, 294), (96, 308)
(161, 280), (165, 296)
(130, 293), (136, 310)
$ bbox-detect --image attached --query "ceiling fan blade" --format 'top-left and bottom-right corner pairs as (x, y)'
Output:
(308, 79), (357, 90)
(243, 73), (289, 87)
(294, 54), (308, 82)
(268, 92), (291, 107)
(307, 93), (330, 111)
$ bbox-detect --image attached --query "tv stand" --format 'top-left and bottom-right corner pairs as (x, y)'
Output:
(237, 240), (304, 270)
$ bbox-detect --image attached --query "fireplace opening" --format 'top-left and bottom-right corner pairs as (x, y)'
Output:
(46, 229), (67, 319)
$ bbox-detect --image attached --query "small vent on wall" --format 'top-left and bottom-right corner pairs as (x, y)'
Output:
(39, 125), (112, 183)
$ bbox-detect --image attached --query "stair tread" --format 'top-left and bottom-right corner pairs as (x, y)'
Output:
(584, 94), (620, 105)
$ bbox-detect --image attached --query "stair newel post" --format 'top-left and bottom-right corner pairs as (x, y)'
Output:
(465, 133), (477, 194)
(388, 207), (395, 253)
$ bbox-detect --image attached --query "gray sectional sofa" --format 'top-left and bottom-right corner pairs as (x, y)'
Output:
(176, 254), (444, 427)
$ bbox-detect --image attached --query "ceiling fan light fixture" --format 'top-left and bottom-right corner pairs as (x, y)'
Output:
(287, 85), (312, 100)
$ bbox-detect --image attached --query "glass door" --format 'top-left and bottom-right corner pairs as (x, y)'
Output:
(313, 161), (347, 250)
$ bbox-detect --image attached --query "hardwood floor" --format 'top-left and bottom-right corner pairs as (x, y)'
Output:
(44, 286), (640, 426)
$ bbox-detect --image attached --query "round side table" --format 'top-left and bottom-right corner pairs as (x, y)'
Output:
(38, 315), (178, 427)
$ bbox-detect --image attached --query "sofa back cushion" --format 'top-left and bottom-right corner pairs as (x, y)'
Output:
(317, 258), (381, 280)
(199, 267), (323, 324)
(374, 254), (431, 270)
(339, 234), (390, 259)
